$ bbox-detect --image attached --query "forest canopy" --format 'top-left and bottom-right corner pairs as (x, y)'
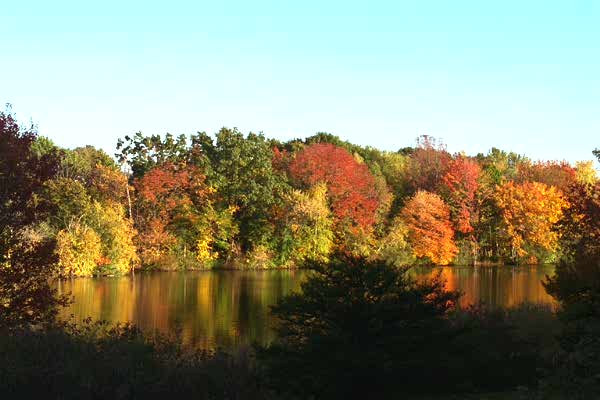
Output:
(3, 109), (599, 276)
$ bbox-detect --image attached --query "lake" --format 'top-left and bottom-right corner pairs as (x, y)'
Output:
(57, 265), (556, 349)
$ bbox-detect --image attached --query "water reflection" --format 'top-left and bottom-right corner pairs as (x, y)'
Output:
(58, 265), (556, 350)
(58, 270), (306, 349)
(412, 264), (556, 307)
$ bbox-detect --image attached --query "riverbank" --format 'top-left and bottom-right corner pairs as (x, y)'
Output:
(72, 258), (559, 277)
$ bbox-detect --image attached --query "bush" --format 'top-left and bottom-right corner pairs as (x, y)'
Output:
(447, 304), (559, 393)
(541, 257), (600, 398)
(257, 256), (463, 398)
(257, 256), (557, 399)
(0, 320), (270, 400)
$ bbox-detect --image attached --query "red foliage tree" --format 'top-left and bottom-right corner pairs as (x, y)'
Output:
(135, 162), (208, 215)
(0, 111), (60, 232)
(441, 156), (481, 234)
(516, 161), (576, 192)
(0, 109), (67, 329)
(288, 143), (380, 229)
(272, 147), (291, 174)
(406, 135), (451, 193)
(134, 162), (210, 263)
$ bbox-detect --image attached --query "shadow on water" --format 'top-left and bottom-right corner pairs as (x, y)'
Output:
(57, 265), (556, 350)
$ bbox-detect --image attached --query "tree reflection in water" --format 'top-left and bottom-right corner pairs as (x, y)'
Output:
(58, 266), (556, 350)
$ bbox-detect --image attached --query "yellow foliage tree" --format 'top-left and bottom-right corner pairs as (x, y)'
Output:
(88, 201), (139, 274)
(196, 228), (219, 264)
(55, 222), (102, 277)
(494, 181), (569, 261)
(195, 203), (238, 265)
(284, 183), (334, 264)
(575, 161), (598, 185)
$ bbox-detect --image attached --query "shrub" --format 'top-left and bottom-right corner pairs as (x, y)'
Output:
(257, 256), (462, 398)
(0, 320), (270, 399)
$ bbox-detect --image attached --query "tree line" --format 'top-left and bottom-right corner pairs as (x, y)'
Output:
(2, 108), (599, 276)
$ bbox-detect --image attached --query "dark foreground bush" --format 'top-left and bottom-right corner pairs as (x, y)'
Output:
(257, 257), (551, 399)
(541, 257), (600, 399)
(447, 304), (560, 394)
(0, 320), (269, 400)
(0, 256), (569, 399)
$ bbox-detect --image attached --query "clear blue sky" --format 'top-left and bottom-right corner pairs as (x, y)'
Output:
(2, 0), (599, 165)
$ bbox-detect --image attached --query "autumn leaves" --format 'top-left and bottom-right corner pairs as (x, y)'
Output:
(4, 108), (594, 276)
(84, 132), (591, 271)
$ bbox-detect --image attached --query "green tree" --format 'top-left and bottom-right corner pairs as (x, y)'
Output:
(476, 147), (527, 186)
(191, 129), (288, 251)
(374, 216), (415, 267)
(117, 131), (188, 178)
(42, 178), (92, 228)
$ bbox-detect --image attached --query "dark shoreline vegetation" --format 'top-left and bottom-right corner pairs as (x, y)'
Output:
(1, 107), (600, 398)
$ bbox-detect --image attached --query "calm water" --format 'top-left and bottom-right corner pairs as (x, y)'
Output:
(57, 265), (556, 349)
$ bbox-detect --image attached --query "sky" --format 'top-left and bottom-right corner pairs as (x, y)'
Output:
(2, 0), (599, 165)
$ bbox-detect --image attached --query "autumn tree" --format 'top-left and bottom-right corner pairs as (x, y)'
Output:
(517, 160), (576, 193)
(494, 181), (568, 263)
(543, 181), (600, 397)
(134, 162), (209, 267)
(289, 143), (380, 229)
(288, 143), (385, 256)
(405, 135), (450, 194)
(374, 216), (415, 267)
(377, 151), (410, 212)
(87, 201), (138, 274)
(40, 147), (137, 276)
(574, 160), (598, 185)
(441, 155), (481, 234)
(400, 191), (458, 265)
(557, 181), (600, 261)
(0, 108), (67, 329)
(42, 178), (92, 228)
(276, 183), (334, 265)
(55, 222), (103, 277)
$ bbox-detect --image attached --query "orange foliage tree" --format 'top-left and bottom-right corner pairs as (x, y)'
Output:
(441, 156), (481, 234)
(400, 191), (458, 265)
(494, 181), (569, 262)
